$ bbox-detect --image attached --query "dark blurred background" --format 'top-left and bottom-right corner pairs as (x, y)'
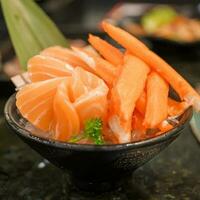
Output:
(0, 0), (200, 55)
(1, 0), (200, 45)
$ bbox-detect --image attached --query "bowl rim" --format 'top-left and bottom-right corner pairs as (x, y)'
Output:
(4, 93), (193, 152)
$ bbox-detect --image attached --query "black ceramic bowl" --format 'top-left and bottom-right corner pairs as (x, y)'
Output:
(5, 94), (193, 192)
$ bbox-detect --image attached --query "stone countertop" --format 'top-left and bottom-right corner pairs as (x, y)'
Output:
(0, 51), (200, 199)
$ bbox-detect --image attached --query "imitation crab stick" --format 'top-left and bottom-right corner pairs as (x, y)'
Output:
(136, 90), (188, 118)
(54, 79), (80, 141)
(28, 55), (73, 82)
(158, 120), (173, 133)
(88, 34), (123, 66)
(132, 112), (173, 142)
(72, 47), (117, 86)
(109, 54), (150, 143)
(144, 72), (169, 128)
(102, 22), (200, 110)
(16, 78), (66, 132)
(40, 46), (90, 71)
(135, 91), (146, 115)
(135, 93), (175, 132)
(168, 98), (188, 116)
(132, 111), (146, 142)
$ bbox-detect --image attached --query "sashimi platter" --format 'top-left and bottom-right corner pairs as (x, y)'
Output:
(13, 22), (200, 145)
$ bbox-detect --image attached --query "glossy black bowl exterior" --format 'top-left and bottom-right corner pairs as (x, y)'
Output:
(5, 94), (193, 191)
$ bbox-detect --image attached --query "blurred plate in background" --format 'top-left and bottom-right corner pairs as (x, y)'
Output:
(104, 3), (200, 51)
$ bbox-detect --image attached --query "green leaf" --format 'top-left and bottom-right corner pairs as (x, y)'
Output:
(1, 0), (68, 70)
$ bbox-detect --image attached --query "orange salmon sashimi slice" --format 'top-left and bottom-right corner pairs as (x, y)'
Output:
(16, 78), (66, 133)
(53, 67), (109, 140)
(40, 46), (90, 71)
(53, 78), (80, 141)
(72, 47), (118, 86)
(28, 55), (74, 82)
(82, 45), (100, 57)
(109, 54), (150, 143)
(72, 67), (109, 127)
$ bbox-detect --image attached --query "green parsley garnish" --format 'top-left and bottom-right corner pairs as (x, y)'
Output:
(84, 118), (104, 145)
(69, 118), (104, 145)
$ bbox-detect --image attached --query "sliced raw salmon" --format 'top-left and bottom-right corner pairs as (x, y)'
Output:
(40, 46), (90, 70)
(28, 55), (73, 82)
(53, 67), (108, 140)
(16, 78), (66, 132)
(82, 45), (100, 57)
(53, 78), (80, 141)
(109, 54), (150, 143)
(72, 47), (117, 86)
(72, 67), (109, 127)
(17, 65), (108, 141)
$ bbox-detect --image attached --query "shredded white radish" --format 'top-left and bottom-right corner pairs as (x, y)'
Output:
(109, 115), (131, 143)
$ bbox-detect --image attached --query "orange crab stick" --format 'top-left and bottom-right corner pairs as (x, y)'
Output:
(109, 54), (150, 143)
(136, 91), (188, 118)
(144, 72), (169, 128)
(132, 111), (146, 142)
(88, 34), (123, 66)
(102, 22), (200, 110)
(72, 47), (117, 86)
(135, 91), (146, 115)
(156, 120), (173, 136)
(168, 98), (188, 116)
